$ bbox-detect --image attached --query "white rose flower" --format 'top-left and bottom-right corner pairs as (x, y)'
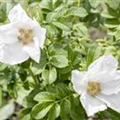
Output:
(72, 55), (120, 116)
(0, 4), (46, 65)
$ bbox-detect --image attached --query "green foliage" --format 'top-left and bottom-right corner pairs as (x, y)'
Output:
(0, 3), (7, 23)
(0, 0), (120, 120)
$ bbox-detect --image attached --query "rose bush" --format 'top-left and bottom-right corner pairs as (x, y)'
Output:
(0, 0), (120, 120)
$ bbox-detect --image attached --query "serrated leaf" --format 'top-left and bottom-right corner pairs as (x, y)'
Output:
(19, 108), (31, 120)
(31, 102), (53, 119)
(70, 96), (85, 120)
(60, 99), (71, 119)
(101, 9), (117, 19)
(46, 7), (67, 22)
(104, 19), (119, 28)
(34, 92), (56, 102)
(89, 0), (101, 8)
(68, 7), (88, 17)
(40, 0), (53, 10)
(50, 55), (68, 68)
(48, 103), (60, 120)
(52, 21), (71, 31)
(46, 83), (72, 99)
(105, 0), (120, 10)
(49, 67), (57, 84)
(42, 67), (57, 84)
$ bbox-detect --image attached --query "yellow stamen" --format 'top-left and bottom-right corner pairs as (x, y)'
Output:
(87, 81), (101, 96)
(18, 29), (33, 45)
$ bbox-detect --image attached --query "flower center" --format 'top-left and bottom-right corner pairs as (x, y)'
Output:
(86, 81), (101, 96)
(18, 29), (33, 45)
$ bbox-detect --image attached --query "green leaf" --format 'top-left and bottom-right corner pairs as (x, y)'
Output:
(40, 0), (53, 10)
(31, 50), (47, 75)
(73, 23), (88, 37)
(52, 21), (71, 31)
(89, 0), (101, 8)
(48, 103), (60, 120)
(104, 19), (119, 28)
(49, 46), (67, 56)
(60, 99), (71, 119)
(0, 63), (7, 71)
(47, 84), (72, 99)
(24, 88), (41, 108)
(34, 92), (56, 102)
(57, 66), (71, 74)
(46, 7), (67, 22)
(0, 3), (7, 23)
(49, 67), (57, 84)
(68, 7), (88, 17)
(101, 8), (117, 19)
(115, 29), (120, 40)
(19, 108), (31, 120)
(100, 108), (120, 120)
(50, 55), (68, 68)
(42, 67), (57, 84)
(86, 46), (102, 67)
(31, 102), (53, 119)
(105, 0), (120, 10)
(70, 96), (85, 120)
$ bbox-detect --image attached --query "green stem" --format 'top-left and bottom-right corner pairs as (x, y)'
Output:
(0, 86), (2, 107)
(77, 0), (80, 6)
(55, 93), (74, 104)
(28, 68), (39, 87)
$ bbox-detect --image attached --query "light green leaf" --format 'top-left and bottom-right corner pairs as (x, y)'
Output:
(48, 103), (61, 120)
(105, 0), (120, 10)
(104, 19), (119, 28)
(52, 21), (70, 31)
(50, 55), (68, 68)
(68, 7), (88, 17)
(89, 0), (101, 8)
(101, 9), (117, 19)
(31, 102), (53, 119)
(19, 108), (31, 120)
(34, 92), (56, 102)
(42, 67), (57, 84)
(49, 67), (57, 84)
(60, 99), (71, 119)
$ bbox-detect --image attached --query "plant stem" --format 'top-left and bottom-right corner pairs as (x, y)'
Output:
(0, 86), (2, 107)
(77, 0), (80, 6)
(28, 68), (39, 87)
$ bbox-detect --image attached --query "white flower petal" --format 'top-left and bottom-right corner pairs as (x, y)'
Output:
(97, 93), (120, 113)
(33, 37), (40, 49)
(87, 71), (120, 95)
(0, 42), (29, 65)
(33, 19), (46, 48)
(101, 79), (120, 95)
(72, 70), (87, 94)
(88, 55), (118, 72)
(0, 42), (4, 60)
(8, 4), (32, 23)
(0, 23), (18, 44)
(23, 42), (40, 63)
(80, 92), (107, 116)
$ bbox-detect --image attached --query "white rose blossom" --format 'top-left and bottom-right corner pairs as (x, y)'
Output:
(0, 4), (46, 65)
(72, 55), (120, 116)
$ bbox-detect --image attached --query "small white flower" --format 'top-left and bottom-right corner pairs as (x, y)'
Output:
(72, 55), (120, 116)
(0, 4), (46, 65)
